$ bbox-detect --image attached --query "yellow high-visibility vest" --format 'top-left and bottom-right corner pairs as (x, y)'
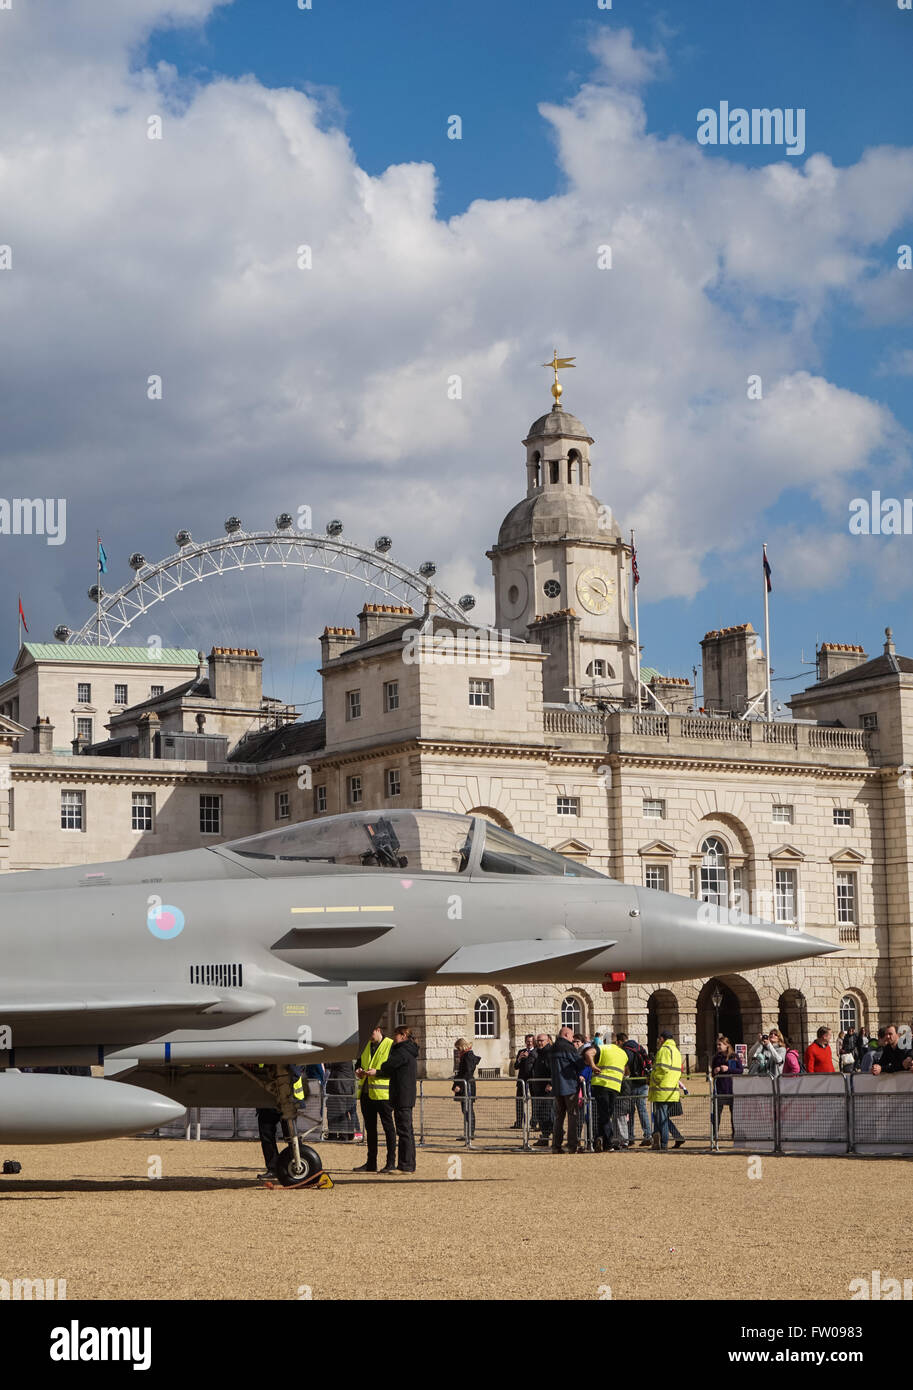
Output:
(591, 1043), (628, 1093)
(357, 1037), (393, 1100)
(648, 1040), (683, 1103)
(292, 1073), (305, 1102)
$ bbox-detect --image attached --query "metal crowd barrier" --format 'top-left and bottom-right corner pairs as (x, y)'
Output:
(713, 1074), (913, 1154)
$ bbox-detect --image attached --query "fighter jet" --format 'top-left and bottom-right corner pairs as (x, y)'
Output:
(0, 809), (836, 1184)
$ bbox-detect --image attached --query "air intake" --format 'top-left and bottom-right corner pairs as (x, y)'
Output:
(190, 963), (243, 989)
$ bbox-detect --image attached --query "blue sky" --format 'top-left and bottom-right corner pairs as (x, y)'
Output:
(2, 0), (913, 707)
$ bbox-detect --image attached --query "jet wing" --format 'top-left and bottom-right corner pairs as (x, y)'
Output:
(436, 938), (617, 975)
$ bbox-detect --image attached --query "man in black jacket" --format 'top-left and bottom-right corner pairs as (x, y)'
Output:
(530, 1032), (554, 1146)
(871, 1023), (913, 1075)
(377, 1026), (420, 1173)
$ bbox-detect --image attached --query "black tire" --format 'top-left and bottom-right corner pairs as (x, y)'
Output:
(275, 1143), (323, 1187)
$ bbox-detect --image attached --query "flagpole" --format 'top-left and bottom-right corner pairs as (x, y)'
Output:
(17, 593), (21, 651)
(632, 529), (641, 712)
(96, 532), (101, 646)
(763, 542), (772, 721)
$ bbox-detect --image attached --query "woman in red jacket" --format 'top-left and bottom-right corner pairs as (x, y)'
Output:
(804, 1026), (835, 1073)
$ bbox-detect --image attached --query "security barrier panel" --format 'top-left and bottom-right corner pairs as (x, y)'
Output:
(728, 1077), (777, 1152)
(851, 1074), (913, 1155)
(777, 1074), (849, 1154)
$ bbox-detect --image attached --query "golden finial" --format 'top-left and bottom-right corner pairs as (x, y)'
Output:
(542, 348), (575, 407)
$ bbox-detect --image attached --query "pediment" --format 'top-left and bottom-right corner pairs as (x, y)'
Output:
(638, 839), (677, 857)
(768, 843), (805, 861)
(553, 837), (593, 857)
(829, 847), (865, 864)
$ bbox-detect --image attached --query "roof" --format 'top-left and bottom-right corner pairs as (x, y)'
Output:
(21, 644), (200, 665)
(327, 613), (479, 659)
(228, 716), (326, 763)
(810, 652), (913, 688)
(523, 406), (593, 444)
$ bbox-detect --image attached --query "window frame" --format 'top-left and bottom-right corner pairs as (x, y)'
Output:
(556, 795), (580, 816)
(836, 870), (857, 925)
(275, 790), (290, 821)
(644, 863), (669, 893)
(315, 785), (328, 814)
(833, 807), (853, 827)
(386, 767), (401, 798)
(114, 683), (128, 705)
(468, 678), (493, 708)
(76, 682), (91, 703)
(131, 791), (154, 833)
(774, 866), (797, 924)
(347, 775), (363, 807)
(346, 688), (362, 721)
(199, 793), (222, 836)
(383, 680), (399, 713)
(61, 788), (85, 832)
(473, 995), (497, 1039)
(642, 799), (665, 820)
(772, 804), (794, 824)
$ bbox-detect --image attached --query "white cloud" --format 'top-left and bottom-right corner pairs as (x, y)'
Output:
(1, 7), (912, 673)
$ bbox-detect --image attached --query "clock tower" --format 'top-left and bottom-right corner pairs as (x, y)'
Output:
(486, 376), (637, 705)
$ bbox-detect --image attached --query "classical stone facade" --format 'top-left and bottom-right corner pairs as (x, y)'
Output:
(1, 393), (910, 1076)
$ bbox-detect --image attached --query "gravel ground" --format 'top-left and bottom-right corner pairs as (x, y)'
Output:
(0, 1138), (909, 1301)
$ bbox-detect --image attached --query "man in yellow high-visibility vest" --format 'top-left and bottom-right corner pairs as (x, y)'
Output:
(354, 1024), (395, 1173)
(648, 1029), (683, 1150)
(588, 1036), (630, 1152)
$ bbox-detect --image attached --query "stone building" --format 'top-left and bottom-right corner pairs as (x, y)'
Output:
(0, 392), (909, 1075)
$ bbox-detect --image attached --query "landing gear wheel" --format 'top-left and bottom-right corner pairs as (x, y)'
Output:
(276, 1143), (323, 1187)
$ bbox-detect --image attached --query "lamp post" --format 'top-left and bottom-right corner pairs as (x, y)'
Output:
(711, 984), (723, 1052)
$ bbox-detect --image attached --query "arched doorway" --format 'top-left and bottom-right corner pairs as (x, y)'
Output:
(647, 990), (680, 1057)
(696, 976), (763, 1069)
(778, 989), (808, 1054)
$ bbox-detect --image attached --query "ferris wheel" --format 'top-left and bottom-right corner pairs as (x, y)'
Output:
(55, 516), (476, 647)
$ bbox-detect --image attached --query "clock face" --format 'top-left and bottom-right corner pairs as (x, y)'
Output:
(576, 566), (615, 615)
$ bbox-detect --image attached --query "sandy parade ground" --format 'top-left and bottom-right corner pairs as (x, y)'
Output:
(1, 1133), (909, 1303)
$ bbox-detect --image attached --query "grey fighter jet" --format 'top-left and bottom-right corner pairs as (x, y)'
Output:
(0, 809), (836, 1183)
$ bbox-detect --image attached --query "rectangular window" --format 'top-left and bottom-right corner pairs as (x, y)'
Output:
(76, 718), (93, 744)
(775, 868), (797, 924)
(275, 791), (290, 821)
(468, 678), (493, 708)
(833, 807), (853, 827)
(199, 794), (222, 835)
(689, 865), (698, 899)
(592, 660), (606, 677)
(772, 804), (794, 824)
(61, 789), (85, 831)
(76, 682), (91, 703)
(132, 792), (154, 832)
(836, 871), (857, 924)
(557, 796), (579, 816)
(346, 689), (361, 721)
(642, 799), (665, 819)
(386, 768), (401, 797)
(383, 680), (399, 712)
(347, 775), (362, 806)
(861, 712), (878, 731)
(150, 685), (164, 698)
(644, 864), (668, 892)
(730, 866), (744, 910)
(7, 787), (13, 832)
(315, 785), (327, 814)
(114, 683), (128, 704)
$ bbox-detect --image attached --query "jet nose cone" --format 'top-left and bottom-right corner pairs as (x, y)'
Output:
(636, 890), (839, 979)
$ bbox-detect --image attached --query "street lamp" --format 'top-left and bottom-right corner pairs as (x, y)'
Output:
(711, 984), (723, 1051)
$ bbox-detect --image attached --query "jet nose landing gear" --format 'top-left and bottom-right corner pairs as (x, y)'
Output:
(276, 1141), (329, 1188)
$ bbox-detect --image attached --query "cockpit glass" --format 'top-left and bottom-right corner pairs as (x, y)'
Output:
(478, 823), (606, 878)
(223, 810), (474, 873)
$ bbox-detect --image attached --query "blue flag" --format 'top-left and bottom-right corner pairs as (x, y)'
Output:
(98, 540), (108, 575)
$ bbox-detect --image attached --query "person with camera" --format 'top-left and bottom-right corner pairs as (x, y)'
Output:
(747, 1027), (786, 1078)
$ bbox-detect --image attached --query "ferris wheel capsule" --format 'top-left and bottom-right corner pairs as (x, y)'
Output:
(129, 553), (146, 571)
(458, 594), (476, 611)
(276, 513), (294, 530)
(88, 585), (103, 603)
(225, 517), (243, 534)
(175, 529), (192, 547)
(418, 560), (437, 578)
(54, 624), (71, 641)
(374, 535), (393, 553)
(326, 519), (344, 537)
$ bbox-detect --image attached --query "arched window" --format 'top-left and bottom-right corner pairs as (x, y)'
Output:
(474, 995), (498, 1038)
(839, 994), (859, 1033)
(700, 837), (728, 907)
(393, 999), (407, 1028)
(567, 449), (580, 484)
(561, 995), (583, 1033)
(531, 451), (541, 488)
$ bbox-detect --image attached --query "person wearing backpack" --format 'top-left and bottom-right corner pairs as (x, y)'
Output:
(617, 1031), (652, 1147)
(748, 1028), (786, 1078)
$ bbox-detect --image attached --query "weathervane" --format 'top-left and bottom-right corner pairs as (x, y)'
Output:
(542, 349), (575, 408)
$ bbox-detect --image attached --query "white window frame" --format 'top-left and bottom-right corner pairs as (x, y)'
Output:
(473, 995), (497, 1038)
(561, 996), (583, 1033)
(275, 790), (290, 821)
(836, 870), (857, 924)
(76, 717), (93, 744)
(860, 712), (878, 731)
(644, 863), (668, 893)
(642, 799), (665, 819)
(468, 678), (493, 708)
(774, 867), (797, 924)
(315, 785), (327, 814)
(150, 685), (164, 698)
(839, 995), (859, 1033)
(699, 837), (728, 907)
(199, 794), (222, 836)
(383, 680), (399, 713)
(76, 682), (91, 703)
(386, 768), (401, 798)
(347, 775), (363, 807)
(131, 792), (154, 832)
(61, 789), (85, 832)
(346, 689), (362, 721)
(556, 796), (579, 816)
(833, 808), (853, 827)
(772, 804), (794, 824)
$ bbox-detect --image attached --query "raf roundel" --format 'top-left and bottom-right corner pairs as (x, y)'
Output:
(147, 904), (186, 940)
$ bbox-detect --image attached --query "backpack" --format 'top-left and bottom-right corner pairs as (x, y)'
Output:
(625, 1043), (650, 1079)
(751, 1048), (770, 1077)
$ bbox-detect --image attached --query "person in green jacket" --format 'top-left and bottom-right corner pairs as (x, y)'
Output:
(648, 1029), (683, 1150)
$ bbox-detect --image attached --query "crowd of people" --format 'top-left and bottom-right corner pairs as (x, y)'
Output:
(255, 1016), (913, 1174)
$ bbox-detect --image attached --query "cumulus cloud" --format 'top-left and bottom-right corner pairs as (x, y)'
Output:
(1, 8), (911, 686)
